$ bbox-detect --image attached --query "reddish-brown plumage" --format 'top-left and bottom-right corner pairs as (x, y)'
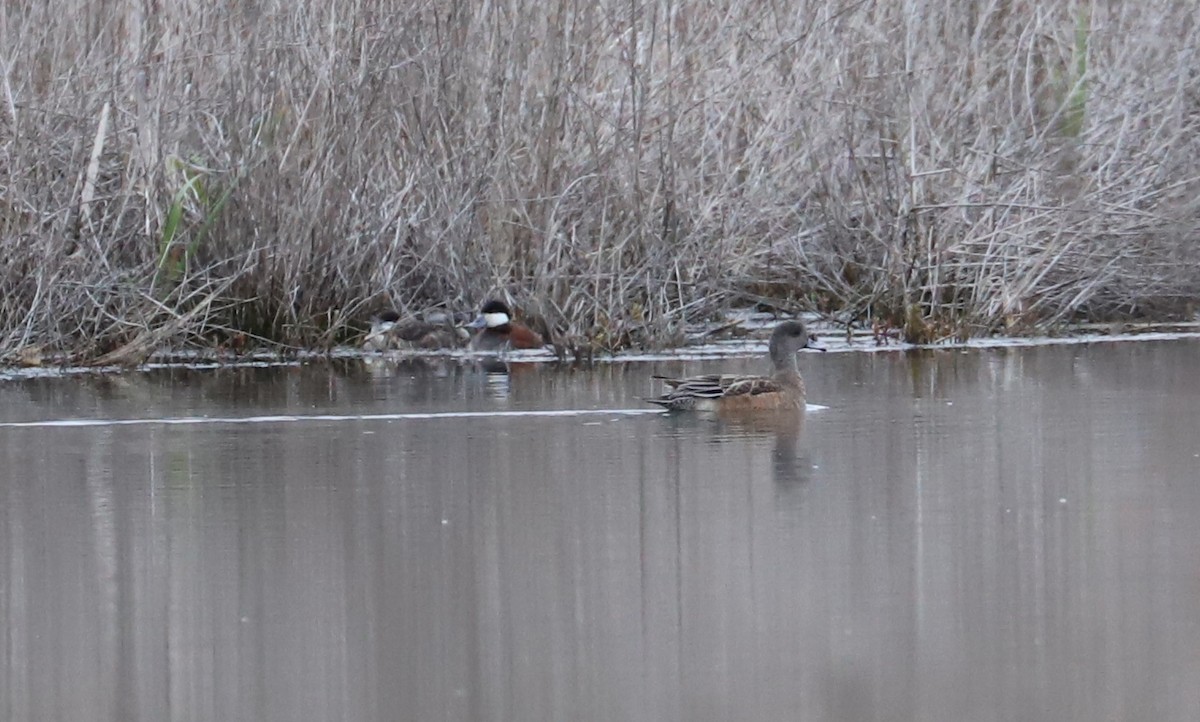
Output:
(504, 323), (544, 349)
(469, 300), (546, 351)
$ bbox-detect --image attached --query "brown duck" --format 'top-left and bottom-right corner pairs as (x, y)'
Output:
(646, 321), (821, 411)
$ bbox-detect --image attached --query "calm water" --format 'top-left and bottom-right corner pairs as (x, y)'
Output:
(2, 341), (1199, 722)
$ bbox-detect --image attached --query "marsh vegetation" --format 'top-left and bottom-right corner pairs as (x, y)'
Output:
(2, 0), (1199, 363)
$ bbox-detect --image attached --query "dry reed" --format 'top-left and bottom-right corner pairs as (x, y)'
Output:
(2, 0), (1199, 362)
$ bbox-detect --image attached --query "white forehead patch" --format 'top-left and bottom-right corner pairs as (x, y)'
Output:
(483, 312), (510, 328)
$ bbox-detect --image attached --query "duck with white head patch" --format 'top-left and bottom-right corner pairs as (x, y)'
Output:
(467, 300), (545, 351)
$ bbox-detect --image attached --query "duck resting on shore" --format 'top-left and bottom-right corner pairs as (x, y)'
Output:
(362, 310), (469, 352)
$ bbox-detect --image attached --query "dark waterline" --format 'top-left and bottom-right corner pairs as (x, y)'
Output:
(2, 341), (1199, 721)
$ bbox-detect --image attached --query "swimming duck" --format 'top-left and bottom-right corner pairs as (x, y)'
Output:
(468, 300), (545, 351)
(362, 311), (469, 352)
(646, 320), (821, 411)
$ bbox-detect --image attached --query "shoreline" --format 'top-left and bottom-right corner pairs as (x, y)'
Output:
(3, 320), (1198, 382)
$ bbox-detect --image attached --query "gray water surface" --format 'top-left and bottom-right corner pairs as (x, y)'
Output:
(2, 341), (1199, 722)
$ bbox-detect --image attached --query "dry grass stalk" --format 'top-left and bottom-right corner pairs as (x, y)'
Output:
(1, 0), (1198, 362)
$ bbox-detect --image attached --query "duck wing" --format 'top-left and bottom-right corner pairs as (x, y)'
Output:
(645, 373), (784, 410)
(722, 375), (786, 398)
(652, 373), (725, 390)
(655, 373), (741, 399)
(667, 374), (783, 398)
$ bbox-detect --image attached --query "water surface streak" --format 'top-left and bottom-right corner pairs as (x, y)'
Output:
(1, 343), (1199, 721)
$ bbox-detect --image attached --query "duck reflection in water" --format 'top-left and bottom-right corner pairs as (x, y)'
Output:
(657, 406), (813, 486)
